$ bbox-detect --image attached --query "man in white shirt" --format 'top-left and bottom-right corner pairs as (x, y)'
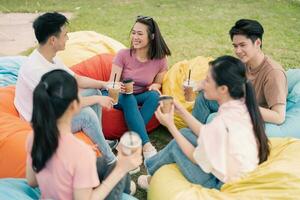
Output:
(15, 12), (116, 164)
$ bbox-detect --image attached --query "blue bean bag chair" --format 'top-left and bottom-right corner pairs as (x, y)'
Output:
(0, 178), (40, 200)
(265, 69), (300, 138)
(0, 178), (138, 200)
(0, 56), (27, 87)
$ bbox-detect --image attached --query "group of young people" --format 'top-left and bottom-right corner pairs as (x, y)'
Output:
(15, 11), (287, 200)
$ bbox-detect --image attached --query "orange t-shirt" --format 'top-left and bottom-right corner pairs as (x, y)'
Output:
(247, 56), (287, 108)
(26, 133), (100, 200)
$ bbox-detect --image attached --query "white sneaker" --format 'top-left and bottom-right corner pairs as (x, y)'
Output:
(137, 175), (151, 190)
(143, 148), (157, 160)
(130, 180), (137, 195)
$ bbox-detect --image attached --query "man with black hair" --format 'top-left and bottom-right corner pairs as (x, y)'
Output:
(193, 19), (287, 126)
(15, 12), (117, 165)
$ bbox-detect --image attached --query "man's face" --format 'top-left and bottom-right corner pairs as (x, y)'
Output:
(232, 34), (261, 64)
(53, 25), (69, 51)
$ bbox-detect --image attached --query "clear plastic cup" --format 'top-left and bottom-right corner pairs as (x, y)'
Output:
(183, 80), (196, 102)
(120, 131), (142, 156)
(107, 82), (121, 105)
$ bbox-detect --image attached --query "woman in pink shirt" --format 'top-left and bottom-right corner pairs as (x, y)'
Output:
(104, 16), (171, 159)
(26, 69), (142, 200)
(138, 55), (270, 190)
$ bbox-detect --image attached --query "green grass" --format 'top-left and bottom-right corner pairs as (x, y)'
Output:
(1, 0), (300, 199)
(1, 0), (300, 68)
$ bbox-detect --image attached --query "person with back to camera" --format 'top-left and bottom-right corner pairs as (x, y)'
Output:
(138, 56), (270, 190)
(26, 69), (142, 200)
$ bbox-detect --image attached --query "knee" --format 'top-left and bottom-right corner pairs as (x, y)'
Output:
(118, 94), (136, 106)
(79, 107), (99, 123)
(195, 91), (205, 104)
(148, 91), (160, 102)
(81, 88), (102, 97)
(179, 128), (197, 145)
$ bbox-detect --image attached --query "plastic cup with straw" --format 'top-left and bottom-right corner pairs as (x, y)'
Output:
(120, 131), (142, 174)
(188, 69), (191, 86)
(113, 73), (116, 88)
(120, 131), (141, 155)
(129, 131), (134, 146)
(183, 69), (196, 102)
(108, 73), (120, 105)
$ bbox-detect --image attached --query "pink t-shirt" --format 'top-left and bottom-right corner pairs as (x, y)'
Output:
(193, 100), (259, 183)
(113, 49), (167, 94)
(26, 133), (99, 200)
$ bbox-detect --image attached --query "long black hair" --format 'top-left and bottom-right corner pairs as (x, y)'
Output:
(130, 15), (171, 59)
(210, 55), (270, 163)
(31, 69), (78, 172)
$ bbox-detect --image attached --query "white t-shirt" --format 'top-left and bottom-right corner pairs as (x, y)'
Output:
(193, 99), (259, 183)
(14, 49), (74, 121)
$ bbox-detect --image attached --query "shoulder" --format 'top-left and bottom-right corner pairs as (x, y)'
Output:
(150, 56), (168, 68)
(261, 56), (286, 80)
(65, 135), (95, 158)
(114, 49), (131, 65)
(20, 50), (40, 71)
(264, 56), (285, 72)
(116, 48), (131, 57)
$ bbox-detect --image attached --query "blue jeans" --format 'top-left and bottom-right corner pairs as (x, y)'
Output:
(96, 157), (137, 200)
(102, 90), (160, 145)
(71, 89), (116, 164)
(192, 91), (219, 124)
(145, 128), (223, 189)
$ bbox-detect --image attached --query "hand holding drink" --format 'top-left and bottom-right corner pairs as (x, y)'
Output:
(159, 95), (174, 114)
(107, 73), (121, 105)
(122, 79), (134, 94)
(119, 131), (142, 173)
(120, 131), (142, 155)
(107, 82), (121, 105)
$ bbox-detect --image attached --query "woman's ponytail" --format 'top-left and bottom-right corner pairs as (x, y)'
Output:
(245, 81), (270, 163)
(31, 82), (59, 172)
(30, 69), (78, 172)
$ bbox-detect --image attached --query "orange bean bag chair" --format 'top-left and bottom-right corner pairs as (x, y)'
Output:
(0, 86), (100, 178)
(70, 53), (160, 139)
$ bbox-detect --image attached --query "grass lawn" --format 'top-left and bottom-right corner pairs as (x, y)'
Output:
(1, 0), (300, 199)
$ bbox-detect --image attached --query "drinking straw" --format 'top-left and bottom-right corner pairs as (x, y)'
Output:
(129, 131), (133, 146)
(113, 73), (117, 88)
(188, 69), (191, 85)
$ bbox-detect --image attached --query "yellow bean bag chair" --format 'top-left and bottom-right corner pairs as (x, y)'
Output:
(162, 56), (212, 128)
(57, 31), (126, 67)
(148, 138), (300, 200)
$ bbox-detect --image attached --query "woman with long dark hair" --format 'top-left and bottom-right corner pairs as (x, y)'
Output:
(26, 69), (142, 200)
(105, 15), (171, 160)
(138, 55), (270, 190)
